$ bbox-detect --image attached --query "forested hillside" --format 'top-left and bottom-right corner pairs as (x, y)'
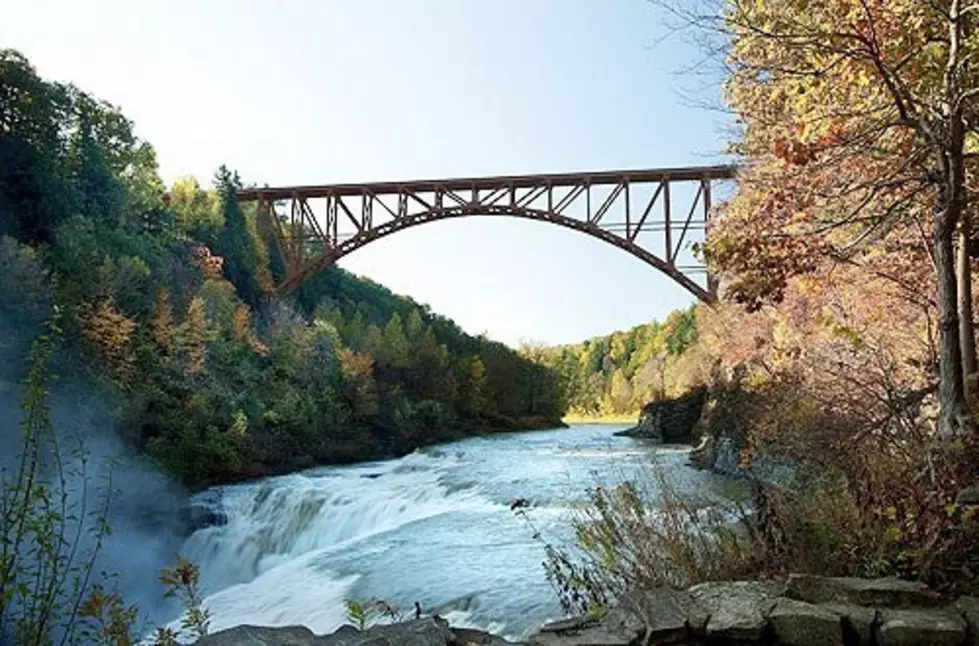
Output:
(529, 306), (704, 417)
(0, 49), (563, 488)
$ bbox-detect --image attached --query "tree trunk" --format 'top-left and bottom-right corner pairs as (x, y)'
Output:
(957, 221), (976, 394)
(936, 209), (970, 438)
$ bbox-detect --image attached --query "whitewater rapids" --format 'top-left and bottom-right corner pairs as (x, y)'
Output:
(175, 424), (722, 640)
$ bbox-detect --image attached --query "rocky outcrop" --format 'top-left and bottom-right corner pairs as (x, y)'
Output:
(528, 575), (979, 646)
(690, 435), (800, 488)
(198, 577), (979, 646)
(197, 618), (519, 646)
(614, 387), (707, 443)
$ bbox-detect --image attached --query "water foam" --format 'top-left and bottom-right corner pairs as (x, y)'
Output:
(182, 450), (499, 593)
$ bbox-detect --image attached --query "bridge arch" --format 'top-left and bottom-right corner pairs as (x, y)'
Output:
(238, 166), (734, 304)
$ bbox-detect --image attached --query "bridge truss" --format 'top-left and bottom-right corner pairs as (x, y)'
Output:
(237, 165), (735, 303)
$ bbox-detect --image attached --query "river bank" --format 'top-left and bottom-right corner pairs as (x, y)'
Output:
(198, 575), (979, 646)
(197, 574), (979, 645)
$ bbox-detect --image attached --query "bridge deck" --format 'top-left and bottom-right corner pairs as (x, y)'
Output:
(236, 164), (736, 200)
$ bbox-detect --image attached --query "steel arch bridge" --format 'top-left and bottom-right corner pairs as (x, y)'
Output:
(237, 165), (735, 303)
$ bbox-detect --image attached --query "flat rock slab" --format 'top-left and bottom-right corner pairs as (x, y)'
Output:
(819, 602), (877, 646)
(529, 625), (636, 646)
(320, 618), (455, 646)
(769, 598), (843, 646)
(197, 625), (322, 646)
(953, 597), (979, 646)
(877, 608), (967, 646)
(626, 587), (705, 643)
(688, 580), (783, 642)
(451, 627), (522, 645)
(785, 574), (941, 608)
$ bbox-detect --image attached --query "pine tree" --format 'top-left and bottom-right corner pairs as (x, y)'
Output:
(345, 309), (367, 349)
(214, 166), (262, 307)
(381, 313), (410, 368)
(405, 309), (424, 342)
(361, 324), (383, 358)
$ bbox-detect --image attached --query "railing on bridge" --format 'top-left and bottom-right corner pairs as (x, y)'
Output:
(237, 165), (736, 302)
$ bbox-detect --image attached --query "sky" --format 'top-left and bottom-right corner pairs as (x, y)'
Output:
(1, 0), (732, 347)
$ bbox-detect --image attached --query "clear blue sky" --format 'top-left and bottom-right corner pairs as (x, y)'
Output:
(2, 0), (731, 347)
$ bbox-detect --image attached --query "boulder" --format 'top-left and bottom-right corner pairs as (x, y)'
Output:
(198, 620), (512, 646)
(450, 627), (521, 645)
(768, 598), (843, 646)
(196, 625), (321, 646)
(785, 574), (941, 608)
(529, 624), (635, 646)
(819, 602), (877, 645)
(877, 608), (967, 646)
(530, 613), (638, 646)
(319, 618), (456, 646)
(537, 617), (596, 633)
(687, 580), (783, 641)
(953, 596), (979, 645)
(624, 587), (706, 643)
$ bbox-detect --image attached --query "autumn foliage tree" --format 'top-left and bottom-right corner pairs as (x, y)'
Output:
(673, 0), (979, 437)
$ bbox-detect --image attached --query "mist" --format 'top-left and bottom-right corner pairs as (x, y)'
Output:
(0, 289), (191, 632)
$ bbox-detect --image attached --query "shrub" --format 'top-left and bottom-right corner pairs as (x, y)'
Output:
(519, 460), (763, 617)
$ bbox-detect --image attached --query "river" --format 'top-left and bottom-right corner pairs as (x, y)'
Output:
(176, 423), (725, 641)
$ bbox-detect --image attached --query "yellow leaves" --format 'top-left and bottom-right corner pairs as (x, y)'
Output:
(232, 304), (269, 357)
(179, 296), (208, 377)
(79, 296), (137, 381)
(151, 289), (175, 353)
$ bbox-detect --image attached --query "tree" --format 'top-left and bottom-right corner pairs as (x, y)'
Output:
(79, 297), (137, 380)
(380, 312), (410, 368)
(361, 324), (383, 358)
(465, 356), (490, 415)
(179, 296), (208, 377)
(213, 166), (262, 308)
(345, 309), (367, 349)
(688, 0), (979, 437)
(151, 288), (175, 354)
(405, 309), (425, 341)
(168, 176), (222, 239)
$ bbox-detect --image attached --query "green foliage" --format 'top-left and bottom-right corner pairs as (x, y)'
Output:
(0, 47), (565, 491)
(159, 556), (210, 641)
(0, 310), (114, 645)
(213, 167), (261, 307)
(343, 597), (406, 630)
(531, 305), (705, 417)
(518, 463), (762, 618)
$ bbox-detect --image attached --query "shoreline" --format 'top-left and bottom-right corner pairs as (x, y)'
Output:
(560, 413), (637, 424)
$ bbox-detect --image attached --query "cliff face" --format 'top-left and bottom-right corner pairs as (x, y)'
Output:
(614, 386), (707, 443)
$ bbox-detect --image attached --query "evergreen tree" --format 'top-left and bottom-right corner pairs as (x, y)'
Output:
(405, 309), (424, 342)
(213, 166), (262, 307)
(381, 312), (410, 368)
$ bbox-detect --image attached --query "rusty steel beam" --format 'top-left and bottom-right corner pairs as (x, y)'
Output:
(238, 165), (736, 304)
(236, 165), (735, 201)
